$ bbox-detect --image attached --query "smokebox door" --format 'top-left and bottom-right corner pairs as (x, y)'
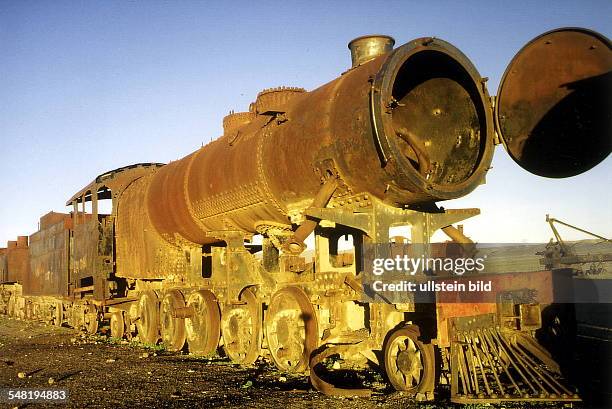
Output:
(495, 27), (611, 178)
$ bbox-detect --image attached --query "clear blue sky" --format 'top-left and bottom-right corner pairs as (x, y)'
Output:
(1, 0), (610, 245)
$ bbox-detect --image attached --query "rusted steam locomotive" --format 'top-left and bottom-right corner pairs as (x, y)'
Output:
(1, 28), (610, 403)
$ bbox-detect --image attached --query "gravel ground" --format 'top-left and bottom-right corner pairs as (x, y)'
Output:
(0, 316), (575, 409)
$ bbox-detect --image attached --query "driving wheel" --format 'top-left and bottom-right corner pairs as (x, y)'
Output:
(160, 290), (187, 352)
(221, 288), (261, 365)
(110, 311), (125, 339)
(136, 291), (159, 344)
(186, 290), (220, 355)
(265, 286), (317, 372)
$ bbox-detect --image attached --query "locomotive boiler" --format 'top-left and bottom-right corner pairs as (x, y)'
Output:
(1, 28), (610, 403)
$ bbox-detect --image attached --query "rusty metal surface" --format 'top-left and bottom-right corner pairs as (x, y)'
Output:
(66, 162), (164, 206)
(137, 36), (494, 251)
(4, 237), (30, 284)
(115, 173), (194, 279)
(67, 162), (167, 290)
(449, 313), (579, 402)
(496, 28), (611, 177)
(254, 87), (306, 115)
(25, 212), (72, 297)
(435, 269), (574, 348)
(310, 343), (372, 397)
(371, 37), (494, 201)
(0, 249), (7, 283)
(65, 163), (174, 284)
(348, 35), (395, 67)
(71, 219), (103, 297)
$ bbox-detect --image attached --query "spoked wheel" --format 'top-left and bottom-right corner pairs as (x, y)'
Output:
(0, 292), (6, 315)
(25, 301), (33, 320)
(160, 290), (187, 352)
(84, 305), (99, 335)
(127, 303), (139, 340)
(186, 290), (220, 355)
(16, 298), (26, 319)
(7, 295), (15, 317)
(137, 291), (159, 345)
(53, 302), (63, 327)
(31, 302), (41, 321)
(110, 311), (125, 339)
(384, 327), (434, 393)
(70, 304), (83, 329)
(265, 286), (318, 372)
(44, 303), (54, 324)
(221, 288), (261, 365)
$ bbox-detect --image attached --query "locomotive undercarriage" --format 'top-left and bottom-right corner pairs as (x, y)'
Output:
(0, 197), (580, 403)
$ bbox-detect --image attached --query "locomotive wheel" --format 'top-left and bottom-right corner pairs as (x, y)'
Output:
(265, 286), (318, 372)
(44, 303), (55, 324)
(25, 301), (33, 320)
(137, 291), (160, 345)
(110, 311), (125, 339)
(7, 295), (15, 317)
(127, 303), (139, 340)
(54, 302), (63, 327)
(38, 303), (46, 322)
(185, 290), (220, 355)
(15, 298), (24, 319)
(31, 302), (40, 321)
(221, 288), (261, 365)
(70, 304), (83, 329)
(384, 327), (434, 393)
(84, 305), (99, 334)
(160, 290), (187, 352)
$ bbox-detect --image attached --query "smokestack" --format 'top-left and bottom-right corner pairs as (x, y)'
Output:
(348, 35), (395, 68)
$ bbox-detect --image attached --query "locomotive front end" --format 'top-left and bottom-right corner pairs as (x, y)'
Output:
(365, 36), (495, 204)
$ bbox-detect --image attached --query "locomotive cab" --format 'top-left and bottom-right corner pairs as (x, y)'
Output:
(65, 163), (164, 303)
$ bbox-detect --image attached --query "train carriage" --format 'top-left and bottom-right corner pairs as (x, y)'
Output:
(5, 237), (30, 284)
(26, 212), (72, 297)
(0, 236), (29, 318)
(0, 248), (7, 283)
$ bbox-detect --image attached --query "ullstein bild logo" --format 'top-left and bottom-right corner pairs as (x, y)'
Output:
(370, 278), (492, 293)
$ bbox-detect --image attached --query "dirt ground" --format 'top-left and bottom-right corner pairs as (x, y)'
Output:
(0, 316), (573, 409)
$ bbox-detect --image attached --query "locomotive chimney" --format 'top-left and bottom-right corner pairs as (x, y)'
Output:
(348, 35), (395, 68)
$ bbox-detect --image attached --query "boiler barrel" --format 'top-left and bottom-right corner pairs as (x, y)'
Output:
(145, 37), (495, 245)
